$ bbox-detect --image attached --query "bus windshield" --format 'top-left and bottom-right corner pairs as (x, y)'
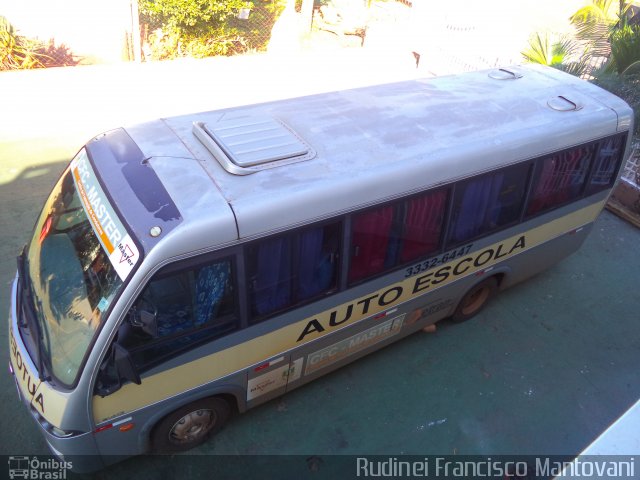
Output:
(24, 149), (126, 386)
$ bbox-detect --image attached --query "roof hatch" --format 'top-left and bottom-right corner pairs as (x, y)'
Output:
(193, 116), (316, 175)
(488, 67), (523, 80)
(547, 95), (583, 112)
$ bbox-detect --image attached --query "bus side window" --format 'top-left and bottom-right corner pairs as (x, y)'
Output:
(448, 163), (529, 245)
(399, 189), (448, 264)
(349, 206), (394, 283)
(120, 257), (238, 371)
(526, 145), (594, 217)
(585, 134), (625, 195)
(248, 235), (292, 317)
(248, 222), (341, 321)
(348, 189), (449, 284)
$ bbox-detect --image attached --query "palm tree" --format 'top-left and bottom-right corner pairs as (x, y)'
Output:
(521, 32), (591, 77)
(570, 0), (629, 58)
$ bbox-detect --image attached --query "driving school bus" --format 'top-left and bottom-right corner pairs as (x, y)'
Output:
(8, 65), (634, 471)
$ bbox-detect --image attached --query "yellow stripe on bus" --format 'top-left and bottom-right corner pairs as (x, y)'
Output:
(92, 200), (605, 423)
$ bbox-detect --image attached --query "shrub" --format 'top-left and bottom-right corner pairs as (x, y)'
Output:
(592, 73), (640, 136)
(140, 0), (286, 60)
(1, 16), (78, 70)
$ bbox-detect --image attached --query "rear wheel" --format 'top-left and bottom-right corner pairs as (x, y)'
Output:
(452, 277), (498, 323)
(152, 397), (230, 453)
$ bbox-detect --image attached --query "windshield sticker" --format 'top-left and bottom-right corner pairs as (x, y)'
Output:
(97, 297), (110, 312)
(71, 150), (139, 281)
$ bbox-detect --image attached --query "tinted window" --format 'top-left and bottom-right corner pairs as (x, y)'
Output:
(399, 190), (448, 263)
(349, 205), (394, 283)
(349, 189), (448, 284)
(526, 145), (594, 216)
(122, 258), (238, 370)
(585, 134), (625, 195)
(248, 222), (341, 320)
(448, 163), (530, 245)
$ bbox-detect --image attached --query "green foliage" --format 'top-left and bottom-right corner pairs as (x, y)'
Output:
(521, 32), (592, 77)
(522, 33), (575, 67)
(603, 21), (640, 74)
(593, 73), (640, 135)
(1, 16), (42, 69)
(1, 16), (78, 70)
(141, 0), (286, 59)
(522, 1), (640, 79)
(147, 28), (249, 59)
(569, 0), (624, 57)
(140, 0), (246, 36)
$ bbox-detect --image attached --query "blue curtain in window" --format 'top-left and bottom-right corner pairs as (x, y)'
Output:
(298, 227), (333, 301)
(452, 173), (504, 243)
(194, 262), (230, 327)
(253, 237), (291, 316)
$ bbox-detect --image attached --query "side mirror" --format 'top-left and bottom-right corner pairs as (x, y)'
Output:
(113, 343), (141, 385)
(95, 342), (141, 397)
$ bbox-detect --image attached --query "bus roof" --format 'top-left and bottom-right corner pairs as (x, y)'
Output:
(121, 64), (632, 257)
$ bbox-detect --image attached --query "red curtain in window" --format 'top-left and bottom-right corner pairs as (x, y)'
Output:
(527, 148), (587, 216)
(400, 190), (446, 263)
(349, 206), (394, 283)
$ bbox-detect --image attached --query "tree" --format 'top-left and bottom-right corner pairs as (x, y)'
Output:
(140, 0), (246, 36)
(569, 0), (629, 57)
(604, 20), (640, 74)
(139, 0), (286, 59)
(521, 33), (591, 78)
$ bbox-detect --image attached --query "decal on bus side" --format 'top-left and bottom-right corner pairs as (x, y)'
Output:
(9, 331), (44, 414)
(305, 314), (405, 375)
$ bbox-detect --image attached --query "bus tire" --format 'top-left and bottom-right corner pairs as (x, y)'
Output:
(452, 277), (498, 323)
(152, 397), (230, 453)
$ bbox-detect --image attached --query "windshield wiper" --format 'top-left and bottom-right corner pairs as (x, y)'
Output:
(16, 251), (28, 329)
(16, 249), (49, 382)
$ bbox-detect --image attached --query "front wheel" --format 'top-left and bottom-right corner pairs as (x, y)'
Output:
(152, 397), (231, 453)
(452, 277), (498, 323)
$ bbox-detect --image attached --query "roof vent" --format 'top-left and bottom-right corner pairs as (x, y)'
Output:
(193, 116), (315, 175)
(488, 68), (523, 80)
(547, 95), (583, 112)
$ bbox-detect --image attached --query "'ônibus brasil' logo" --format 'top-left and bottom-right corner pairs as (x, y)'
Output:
(8, 456), (72, 479)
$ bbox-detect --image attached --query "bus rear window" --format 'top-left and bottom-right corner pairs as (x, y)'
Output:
(585, 134), (626, 195)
